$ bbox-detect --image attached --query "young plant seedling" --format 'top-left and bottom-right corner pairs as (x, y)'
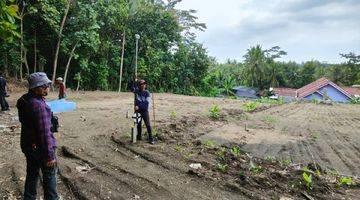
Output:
(249, 161), (263, 174)
(230, 146), (242, 157)
(202, 140), (216, 149)
(216, 163), (229, 173)
(209, 105), (220, 119)
(302, 172), (312, 190)
(338, 177), (354, 187)
(170, 111), (177, 120)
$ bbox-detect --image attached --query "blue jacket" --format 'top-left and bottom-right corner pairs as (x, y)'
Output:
(135, 90), (151, 111)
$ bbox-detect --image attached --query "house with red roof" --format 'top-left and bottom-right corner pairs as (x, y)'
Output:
(273, 77), (353, 103)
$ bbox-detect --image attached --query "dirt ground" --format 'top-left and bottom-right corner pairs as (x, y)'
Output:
(0, 91), (359, 199)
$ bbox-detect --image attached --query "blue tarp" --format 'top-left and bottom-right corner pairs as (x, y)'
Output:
(46, 99), (76, 113)
(232, 86), (259, 99)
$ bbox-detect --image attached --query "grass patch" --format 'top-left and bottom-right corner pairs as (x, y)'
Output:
(202, 140), (217, 148)
(265, 155), (276, 162)
(262, 115), (277, 124)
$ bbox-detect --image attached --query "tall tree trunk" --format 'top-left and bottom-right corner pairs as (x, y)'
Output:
(34, 30), (37, 72)
(20, 12), (24, 80)
(118, 31), (126, 92)
(23, 48), (30, 76)
(51, 0), (71, 85)
(63, 42), (77, 86)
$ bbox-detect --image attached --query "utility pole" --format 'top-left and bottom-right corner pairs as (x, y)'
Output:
(118, 31), (126, 92)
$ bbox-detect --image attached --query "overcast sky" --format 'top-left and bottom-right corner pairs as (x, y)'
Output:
(176, 0), (360, 63)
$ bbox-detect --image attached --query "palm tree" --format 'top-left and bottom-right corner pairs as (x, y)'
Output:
(243, 45), (266, 88)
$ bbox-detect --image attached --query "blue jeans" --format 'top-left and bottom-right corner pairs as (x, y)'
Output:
(23, 149), (59, 200)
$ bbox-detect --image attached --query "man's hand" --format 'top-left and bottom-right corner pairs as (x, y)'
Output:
(46, 159), (56, 168)
(134, 106), (139, 111)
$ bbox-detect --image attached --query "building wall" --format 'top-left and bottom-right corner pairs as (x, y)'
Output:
(304, 92), (323, 101)
(319, 85), (350, 102)
(304, 84), (350, 103)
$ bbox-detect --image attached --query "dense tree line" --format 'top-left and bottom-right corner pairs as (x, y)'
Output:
(202, 46), (360, 97)
(0, 0), (210, 94)
(0, 0), (359, 96)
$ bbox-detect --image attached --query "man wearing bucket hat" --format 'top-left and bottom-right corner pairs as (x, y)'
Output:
(56, 77), (66, 99)
(17, 72), (59, 200)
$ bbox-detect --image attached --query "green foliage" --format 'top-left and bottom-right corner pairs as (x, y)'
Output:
(209, 105), (220, 119)
(1, 0), (359, 95)
(216, 147), (226, 161)
(338, 177), (354, 187)
(249, 162), (263, 174)
(216, 163), (229, 173)
(262, 115), (277, 124)
(280, 158), (292, 167)
(302, 172), (312, 190)
(230, 146), (241, 157)
(170, 110), (177, 119)
(265, 155), (276, 162)
(202, 140), (216, 149)
(0, 0), (20, 42)
(243, 101), (259, 112)
(174, 144), (183, 152)
(350, 97), (360, 104)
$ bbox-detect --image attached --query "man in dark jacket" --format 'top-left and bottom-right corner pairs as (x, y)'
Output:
(134, 79), (154, 144)
(0, 73), (10, 111)
(17, 72), (59, 200)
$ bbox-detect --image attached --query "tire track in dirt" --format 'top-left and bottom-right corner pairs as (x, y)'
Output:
(319, 108), (360, 175)
(59, 146), (180, 200)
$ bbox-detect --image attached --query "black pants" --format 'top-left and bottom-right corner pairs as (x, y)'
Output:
(0, 95), (9, 111)
(137, 110), (153, 141)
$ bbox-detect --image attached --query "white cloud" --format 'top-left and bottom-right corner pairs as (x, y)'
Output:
(176, 0), (360, 63)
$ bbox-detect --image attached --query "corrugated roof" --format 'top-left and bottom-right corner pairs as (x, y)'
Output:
(273, 88), (297, 97)
(296, 77), (352, 98)
(343, 87), (360, 96)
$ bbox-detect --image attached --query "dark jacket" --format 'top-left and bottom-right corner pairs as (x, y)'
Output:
(135, 90), (151, 111)
(0, 76), (6, 96)
(17, 92), (57, 161)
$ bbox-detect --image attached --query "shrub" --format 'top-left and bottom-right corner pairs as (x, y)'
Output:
(350, 97), (360, 104)
(209, 105), (220, 119)
(243, 101), (259, 112)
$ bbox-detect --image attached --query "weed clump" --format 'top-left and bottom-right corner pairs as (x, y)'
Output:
(209, 105), (220, 119)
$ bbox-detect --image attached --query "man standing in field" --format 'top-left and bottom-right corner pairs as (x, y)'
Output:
(0, 72), (10, 111)
(134, 79), (155, 144)
(56, 77), (66, 99)
(17, 72), (59, 200)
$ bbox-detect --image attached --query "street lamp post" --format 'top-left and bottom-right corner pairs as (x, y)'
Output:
(135, 34), (140, 80)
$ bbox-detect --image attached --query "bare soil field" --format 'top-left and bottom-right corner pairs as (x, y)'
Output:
(0, 91), (359, 199)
